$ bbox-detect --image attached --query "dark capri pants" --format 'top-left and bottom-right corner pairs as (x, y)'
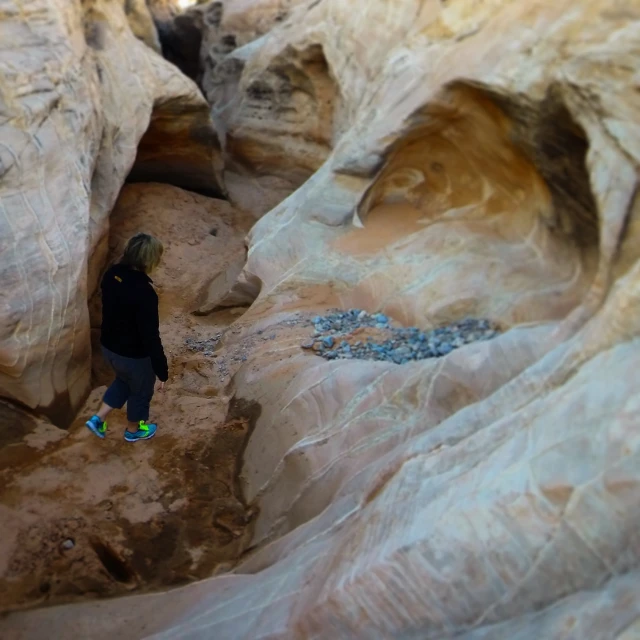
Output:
(102, 346), (155, 423)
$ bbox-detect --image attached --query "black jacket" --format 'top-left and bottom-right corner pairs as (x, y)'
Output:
(100, 264), (169, 381)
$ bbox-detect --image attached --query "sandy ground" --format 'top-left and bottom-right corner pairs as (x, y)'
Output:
(0, 184), (261, 614)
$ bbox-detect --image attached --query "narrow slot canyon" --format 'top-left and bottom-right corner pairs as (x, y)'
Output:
(1, 0), (640, 638)
(0, 180), (259, 611)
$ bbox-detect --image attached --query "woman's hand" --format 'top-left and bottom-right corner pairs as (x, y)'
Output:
(158, 381), (166, 393)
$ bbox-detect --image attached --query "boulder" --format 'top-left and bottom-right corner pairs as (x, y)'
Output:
(0, 0), (224, 425)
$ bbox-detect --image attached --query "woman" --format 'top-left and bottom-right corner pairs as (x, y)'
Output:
(85, 232), (169, 442)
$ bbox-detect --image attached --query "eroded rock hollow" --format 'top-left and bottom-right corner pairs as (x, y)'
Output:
(2, 0), (640, 638)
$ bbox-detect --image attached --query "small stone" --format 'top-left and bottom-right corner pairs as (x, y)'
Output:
(61, 539), (75, 551)
(301, 340), (315, 349)
(438, 343), (453, 356)
(373, 313), (389, 324)
(322, 336), (335, 348)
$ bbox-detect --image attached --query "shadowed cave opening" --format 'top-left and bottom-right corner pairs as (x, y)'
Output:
(125, 98), (226, 199)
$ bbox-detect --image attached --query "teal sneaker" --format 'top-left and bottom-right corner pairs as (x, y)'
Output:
(85, 415), (107, 439)
(124, 421), (157, 442)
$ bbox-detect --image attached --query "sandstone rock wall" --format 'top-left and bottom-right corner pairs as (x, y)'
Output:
(3, 0), (640, 638)
(0, 0), (223, 423)
(123, 0), (162, 51)
(156, 0), (328, 215)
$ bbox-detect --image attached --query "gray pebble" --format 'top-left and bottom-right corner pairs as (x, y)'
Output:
(438, 343), (453, 355)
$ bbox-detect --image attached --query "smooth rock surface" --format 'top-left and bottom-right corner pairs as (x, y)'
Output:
(0, 0), (223, 424)
(3, 0), (640, 638)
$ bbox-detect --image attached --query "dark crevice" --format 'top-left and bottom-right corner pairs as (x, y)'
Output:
(156, 15), (204, 85)
(224, 397), (262, 503)
(1, 391), (73, 431)
(90, 539), (135, 584)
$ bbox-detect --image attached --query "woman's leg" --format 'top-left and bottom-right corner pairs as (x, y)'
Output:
(125, 357), (156, 436)
(100, 347), (131, 417)
(102, 376), (131, 415)
(86, 354), (131, 438)
(96, 402), (113, 422)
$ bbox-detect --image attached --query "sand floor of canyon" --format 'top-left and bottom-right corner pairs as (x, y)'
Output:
(0, 184), (262, 613)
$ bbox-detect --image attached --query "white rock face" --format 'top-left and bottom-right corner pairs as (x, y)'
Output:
(2, 0), (640, 638)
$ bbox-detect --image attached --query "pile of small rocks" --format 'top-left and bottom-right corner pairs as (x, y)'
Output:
(185, 334), (223, 356)
(302, 310), (500, 364)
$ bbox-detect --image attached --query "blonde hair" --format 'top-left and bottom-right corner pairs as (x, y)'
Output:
(120, 233), (164, 274)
